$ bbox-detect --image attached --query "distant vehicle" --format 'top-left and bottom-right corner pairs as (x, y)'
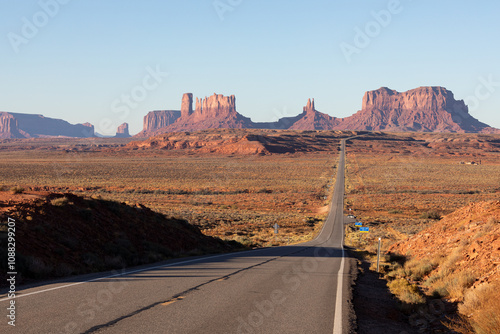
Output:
(347, 214), (355, 219)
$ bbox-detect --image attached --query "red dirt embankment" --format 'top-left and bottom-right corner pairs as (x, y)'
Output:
(389, 201), (500, 286)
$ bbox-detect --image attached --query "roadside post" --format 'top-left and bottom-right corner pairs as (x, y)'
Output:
(377, 237), (381, 273)
(273, 223), (279, 243)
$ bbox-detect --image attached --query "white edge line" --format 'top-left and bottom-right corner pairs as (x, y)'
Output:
(333, 246), (345, 334)
(0, 252), (233, 302)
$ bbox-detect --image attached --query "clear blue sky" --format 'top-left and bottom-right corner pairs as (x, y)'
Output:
(1, 0), (499, 135)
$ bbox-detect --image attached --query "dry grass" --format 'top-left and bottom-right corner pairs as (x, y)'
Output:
(387, 278), (425, 305)
(447, 282), (500, 334)
(50, 197), (69, 206)
(10, 186), (24, 194)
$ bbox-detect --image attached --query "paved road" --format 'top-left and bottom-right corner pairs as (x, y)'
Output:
(1, 140), (353, 334)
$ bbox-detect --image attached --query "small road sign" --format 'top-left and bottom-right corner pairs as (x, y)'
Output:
(273, 223), (279, 234)
(355, 222), (363, 226)
(360, 227), (369, 233)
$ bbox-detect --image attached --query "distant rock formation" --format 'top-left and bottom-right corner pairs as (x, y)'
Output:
(136, 93), (254, 136)
(0, 112), (94, 139)
(136, 110), (181, 137)
(287, 98), (340, 130)
(115, 123), (131, 138)
(134, 87), (498, 137)
(340, 87), (495, 133)
(181, 93), (193, 118)
(0, 112), (26, 139)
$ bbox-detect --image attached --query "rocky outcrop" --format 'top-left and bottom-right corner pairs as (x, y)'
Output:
(0, 112), (94, 138)
(341, 87), (495, 133)
(115, 123), (130, 138)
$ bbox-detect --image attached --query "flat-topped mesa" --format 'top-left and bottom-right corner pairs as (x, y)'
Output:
(362, 86), (468, 114)
(344, 86), (495, 133)
(303, 98), (316, 113)
(194, 93), (237, 117)
(181, 93), (193, 118)
(0, 112), (94, 138)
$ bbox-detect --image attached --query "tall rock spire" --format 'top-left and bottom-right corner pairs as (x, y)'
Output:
(181, 93), (193, 117)
(303, 98), (316, 113)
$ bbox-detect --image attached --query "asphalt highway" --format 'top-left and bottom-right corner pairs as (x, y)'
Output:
(1, 139), (353, 334)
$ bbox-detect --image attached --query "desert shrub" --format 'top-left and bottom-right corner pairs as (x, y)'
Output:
(440, 247), (463, 274)
(0, 185), (7, 191)
(388, 209), (403, 214)
(409, 262), (434, 281)
(432, 270), (475, 300)
(419, 211), (442, 220)
(446, 282), (500, 334)
(388, 278), (425, 304)
(51, 197), (69, 206)
(10, 186), (24, 194)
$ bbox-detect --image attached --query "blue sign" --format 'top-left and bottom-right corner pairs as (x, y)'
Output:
(360, 227), (369, 233)
(355, 222), (363, 226)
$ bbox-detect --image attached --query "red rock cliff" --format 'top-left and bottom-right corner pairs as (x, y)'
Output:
(194, 94), (237, 118)
(0, 112), (26, 139)
(141, 110), (181, 134)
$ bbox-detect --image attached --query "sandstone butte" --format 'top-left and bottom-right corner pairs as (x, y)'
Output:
(114, 122), (131, 138)
(136, 87), (499, 137)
